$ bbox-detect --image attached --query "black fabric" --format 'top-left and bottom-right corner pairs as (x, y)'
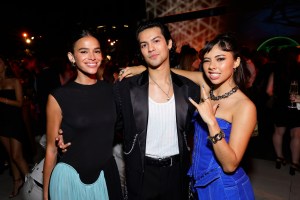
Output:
(52, 81), (118, 184)
(36, 67), (61, 135)
(142, 162), (181, 200)
(0, 89), (26, 142)
(114, 71), (200, 200)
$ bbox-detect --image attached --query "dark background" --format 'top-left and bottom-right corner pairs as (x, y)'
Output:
(0, 1), (299, 59)
(0, 2), (146, 58)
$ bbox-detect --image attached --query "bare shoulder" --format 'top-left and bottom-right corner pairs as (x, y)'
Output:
(213, 91), (256, 123)
(233, 92), (256, 116)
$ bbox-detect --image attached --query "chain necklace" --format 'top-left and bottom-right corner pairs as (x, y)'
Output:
(149, 75), (172, 100)
(210, 85), (239, 101)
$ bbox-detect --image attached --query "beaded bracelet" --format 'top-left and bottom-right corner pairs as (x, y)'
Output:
(207, 130), (225, 144)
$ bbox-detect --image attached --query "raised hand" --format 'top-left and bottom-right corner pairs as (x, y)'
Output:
(189, 85), (219, 126)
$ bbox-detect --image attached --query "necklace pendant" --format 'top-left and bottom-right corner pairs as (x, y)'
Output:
(167, 97), (170, 100)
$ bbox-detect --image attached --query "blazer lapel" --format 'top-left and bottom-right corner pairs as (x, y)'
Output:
(130, 71), (149, 155)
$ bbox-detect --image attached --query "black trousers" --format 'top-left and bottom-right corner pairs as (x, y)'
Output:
(142, 162), (182, 200)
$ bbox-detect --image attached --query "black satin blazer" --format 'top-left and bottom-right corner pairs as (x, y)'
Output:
(114, 70), (200, 200)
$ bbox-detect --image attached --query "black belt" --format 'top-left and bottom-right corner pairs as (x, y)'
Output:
(145, 154), (180, 167)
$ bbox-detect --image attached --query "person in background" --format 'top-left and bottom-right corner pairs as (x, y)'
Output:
(35, 56), (62, 141)
(121, 32), (256, 199)
(175, 44), (202, 157)
(268, 46), (300, 175)
(0, 54), (29, 198)
(241, 46), (257, 96)
(43, 27), (122, 200)
(19, 56), (40, 163)
(176, 44), (201, 72)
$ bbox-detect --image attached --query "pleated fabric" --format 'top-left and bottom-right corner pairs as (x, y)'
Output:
(49, 163), (109, 200)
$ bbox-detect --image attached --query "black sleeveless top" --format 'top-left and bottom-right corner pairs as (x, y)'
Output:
(51, 81), (117, 183)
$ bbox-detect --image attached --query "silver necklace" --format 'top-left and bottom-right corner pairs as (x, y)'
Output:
(149, 75), (172, 100)
(210, 86), (239, 100)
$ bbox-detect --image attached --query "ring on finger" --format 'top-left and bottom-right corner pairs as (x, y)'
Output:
(200, 97), (210, 103)
(119, 69), (125, 75)
(204, 96), (210, 101)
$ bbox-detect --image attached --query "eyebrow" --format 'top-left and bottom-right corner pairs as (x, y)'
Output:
(78, 47), (101, 50)
(215, 54), (225, 57)
(140, 36), (161, 44)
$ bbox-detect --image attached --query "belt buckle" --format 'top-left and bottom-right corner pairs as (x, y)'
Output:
(169, 157), (173, 167)
(161, 157), (172, 167)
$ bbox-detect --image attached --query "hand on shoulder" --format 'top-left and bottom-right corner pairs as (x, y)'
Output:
(118, 65), (147, 81)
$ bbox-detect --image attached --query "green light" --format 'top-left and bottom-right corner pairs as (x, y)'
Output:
(257, 36), (299, 52)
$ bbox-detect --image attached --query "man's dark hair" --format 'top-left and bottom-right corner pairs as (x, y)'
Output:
(135, 19), (177, 67)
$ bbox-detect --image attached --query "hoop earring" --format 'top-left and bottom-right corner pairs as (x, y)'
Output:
(72, 62), (76, 67)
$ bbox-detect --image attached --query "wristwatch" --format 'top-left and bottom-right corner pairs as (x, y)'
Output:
(208, 130), (225, 144)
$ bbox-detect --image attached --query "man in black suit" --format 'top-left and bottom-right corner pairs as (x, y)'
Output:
(114, 19), (200, 200)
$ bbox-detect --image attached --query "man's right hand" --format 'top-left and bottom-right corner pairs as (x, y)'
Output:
(55, 129), (71, 153)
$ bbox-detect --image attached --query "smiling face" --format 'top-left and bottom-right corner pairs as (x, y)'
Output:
(202, 44), (240, 87)
(138, 27), (172, 69)
(68, 35), (103, 76)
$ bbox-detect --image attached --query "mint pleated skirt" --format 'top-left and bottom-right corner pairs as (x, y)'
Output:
(49, 163), (109, 200)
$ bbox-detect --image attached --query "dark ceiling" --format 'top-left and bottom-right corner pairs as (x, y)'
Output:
(1, 1), (299, 58)
(0, 2), (146, 57)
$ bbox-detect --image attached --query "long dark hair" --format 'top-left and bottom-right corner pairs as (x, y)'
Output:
(135, 19), (177, 67)
(200, 33), (249, 91)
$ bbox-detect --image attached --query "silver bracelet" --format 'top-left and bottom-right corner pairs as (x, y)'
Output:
(207, 130), (225, 144)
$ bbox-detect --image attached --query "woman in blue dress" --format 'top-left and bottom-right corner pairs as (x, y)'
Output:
(186, 33), (256, 199)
